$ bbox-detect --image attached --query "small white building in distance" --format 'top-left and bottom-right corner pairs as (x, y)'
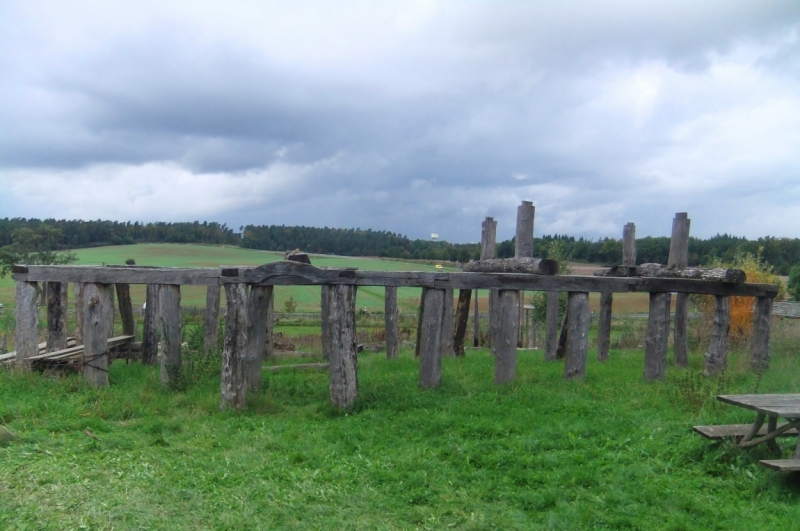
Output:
(431, 232), (439, 241)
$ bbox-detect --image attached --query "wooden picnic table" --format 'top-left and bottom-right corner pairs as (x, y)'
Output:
(695, 394), (800, 472)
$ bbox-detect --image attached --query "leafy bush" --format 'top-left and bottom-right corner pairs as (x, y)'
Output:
(788, 265), (800, 301)
(284, 297), (297, 314)
(125, 258), (136, 265)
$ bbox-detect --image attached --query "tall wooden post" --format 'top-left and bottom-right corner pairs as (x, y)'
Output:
(419, 288), (445, 388)
(544, 291), (559, 361)
(325, 284), (358, 409)
(115, 284), (135, 337)
(142, 284), (160, 365)
(74, 283), (85, 345)
(159, 285), (182, 388)
(473, 289), (480, 347)
(480, 216), (497, 348)
(563, 292), (590, 380)
(596, 291), (612, 362)
(704, 295), (731, 376)
(515, 200), (535, 347)
(321, 285), (331, 361)
(750, 296), (772, 371)
(453, 289), (471, 356)
(264, 289), (274, 360)
(245, 285), (272, 390)
(107, 284), (116, 339)
(82, 283), (113, 387)
(441, 288), (455, 357)
(492, 290), (519, 384)
(415, 288), (425, 358)
(203, 284), (221, 356)
(384, 286), (398, 359)
(644, 292), (670, 381)
(669, 213), (691, 367)
(623, 222), (636, 266)
(14, 281), (39, 365)
(221, 283), (248, 410)
(46, 281), (68, 352)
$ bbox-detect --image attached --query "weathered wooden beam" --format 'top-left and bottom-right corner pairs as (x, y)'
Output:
(142, 284), (160, 366)
(441, 288), (455, 357)
(82, 283), (113, 387)
(115, 283), (135, 337)
(15, 281), (39, 365)
(321, 285), (331, 361)
(632, 278), (774, 298)
(596, 264), (746, 283)
(12, 265), (220, 285)
(515, 201), (535, 259)
(203, 284), (221, 356)
(668, 213), (691, 369)
(324, 285), (358, 409)
(704, 295), (731, 377)
(159, 285), (182, 387)
(46, 282), (68, 352)
(264, 288), (274, 361)
(644, 292), (670, 381)
(491, 290), (519, 384)
(385, 286), (398, 359)
(463, 258), (558, 276)
(108, 284), (116, 339)
(453, 289), (471, 356)
(750, 296), (772, 372)
(414, 288), (425, 358)
(419, 288), (445, 388)
(668, 212), (691, 269)
(221, 283), (248, 410)
(564, 292), (590, 380)
(74, 283), (85, 345)
(545, 291), (559, 361)
(596, 291), (612, 362)
(245, 285), (272, 390)
(481, 217), (497, 261)
(674, 292), (690, 367)
(623, 222), (636, 266)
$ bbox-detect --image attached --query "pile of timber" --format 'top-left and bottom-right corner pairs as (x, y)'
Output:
(463, 258), (558, 275)
(0, 336), (135, 370)
(594, 263), (746, 283)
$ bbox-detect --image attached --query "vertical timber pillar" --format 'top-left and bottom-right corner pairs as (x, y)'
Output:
(245, 285), (272, 390)
(203, 284), (221, 356)
(74, 283), (85, 345)
(596, 291), (613, 362)
(491, 289), (519, 384)
(221, 283), (248, 410)
(453, 289), (471, 356)
(544, 291), (559, 361)
(563, 292), (590, 380)
(515, 200), (535, 348)
(142, 284), (160, 365)
(704, 295), (731, 377)
(441, 288), (455, 357)
(622, 222), (636, 267)
(46, 281), (68, 352)
(750, 296), (773, 371)
(82, 283), (113, 387)
(644, 292), (670, 381)
(15, 281), (39, 366)
(115, 283), (135, 337)
(325, 285), (358, 409)
(419, 288), (445, 388)
(384, 286), (398, 359)
(668, 212), (691, 367)
(473, 289), (480, 347)
(482, 216), (497, 348)
(159, 285), (182, 388)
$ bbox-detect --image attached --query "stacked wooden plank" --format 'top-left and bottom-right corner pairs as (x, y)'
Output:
(0, 336), (135, 370)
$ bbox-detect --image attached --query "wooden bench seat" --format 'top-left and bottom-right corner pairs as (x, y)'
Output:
(759, 459), (800, 471)
(692, 424), (799, 440)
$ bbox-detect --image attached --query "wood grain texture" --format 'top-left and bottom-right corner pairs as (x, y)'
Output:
(46, 282), (68, 352)
(673, 292), (689, 367)
(159, 285), (182, 388)
(453, 288), (471, 356)
(13, 265), (220, 285)
(545, 291), (559, 361)
(324, 285), (358, 409)
(462, 258), (558, 276)
(563, 292), (590, 380)
(203, 284), (221, 356)
(668, 212), (690, 269)
(384, 286), (398, 359)
(750, 296), (772, 371)
(623, 222), (636, 266)
(481, 217), (497, 260)
(82, 283), (113, 387)
(473, 289), (480, 347)
(419, 288), (445, 388)
(596, 291), (612, 362)
(704, 295), (731, 377)
(142, 284), (160, 366)
(245, 285), (272, 390)
(221, 283), (248, 410)
(74, 283), (85, 345)
(115, 283), (136, 337)
(441, 288), (455, 357)
(491, 290), (519, 384)
(515, 201), (535, 259)
(15, 281), (39, 365)
(595, 264), (746, 283)
(644, 292), (670, 381)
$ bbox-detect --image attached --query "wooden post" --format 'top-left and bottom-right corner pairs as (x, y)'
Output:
(46, 281), (68, 352)
(644, 292), (670, 381)
(750, 296), (773, 371)
(596, 291), (612, 361)
(419, 287), (445, 388)
(321, 285), (331, 361)
(14, 281), (39, 365)
(515, 200), (535, 258)
(159, 285), (182, 387)
(74, 283), (85, 345)
(563, 292), (590, 380)
(221, 283), (248, 410)
(482, 216), (497, 348)
(441, 288), (455, 357)
(669, 213), (691, 367)
(622, 222), (636, 266)
(491, 289), (519, 384)
(385, 286), (398, 359)
(453, 289), (471, 356)
(82, 283), (113, 387)
(264, 288), (274, 360)
(704, 295), (731, 377)
(142, 284), (160, 365)
(245, 285), (272, 390)
(415, 288), (425, 358)
(324, 284), (358, 409)
(115, 284), (135, 337)
(203, 284), (221, 356)
(107, 283), (116, 339)
(544, 291), (559, 361)
(473, 288), (480, 347)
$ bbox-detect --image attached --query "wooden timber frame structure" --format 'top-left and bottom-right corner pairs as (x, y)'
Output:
(11, 253), (779, 410)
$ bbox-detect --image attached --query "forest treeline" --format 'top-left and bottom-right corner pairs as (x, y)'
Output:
(3, 218), (800, 274)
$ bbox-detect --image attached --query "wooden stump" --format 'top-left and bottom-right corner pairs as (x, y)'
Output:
(159, 285), (182, 387)
(515, 201), (535, 259)
(384, 286), (398, 359)
(441, 288), (455, 357)
(245, 285), (272, 390)
(545, 291), (559, 361)
(203, 284), (221, 356)
(704, 295), (731, 377)
(491, 289), (519, 384)
(82, 283), (113, 387)
(596, 291), (612, 362)
(644, 292), (670, 381)
(221, 283), (248, 410)
(563, 292), (590, 380)
(750, 296), (772, 371)
(14, 281), (39, 365)
(673, 292), (689, 367)
(142, 284), (160, 365)
(623, 222), (636, 266)
(46, 281), (68, 352)
(74, 283), (85, 345)
(324, 285), (358, 409)
(115, 283), (136, 337)
(453, 289), (471, 356)
(419, 288), (445, 388)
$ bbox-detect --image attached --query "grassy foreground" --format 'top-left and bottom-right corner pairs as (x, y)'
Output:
(2, 344), (800, 530)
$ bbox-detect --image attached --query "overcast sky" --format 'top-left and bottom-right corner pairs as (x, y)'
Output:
(1, 1), (799, 243)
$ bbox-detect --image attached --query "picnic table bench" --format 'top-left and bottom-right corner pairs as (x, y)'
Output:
(693, 394), (800, 471)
